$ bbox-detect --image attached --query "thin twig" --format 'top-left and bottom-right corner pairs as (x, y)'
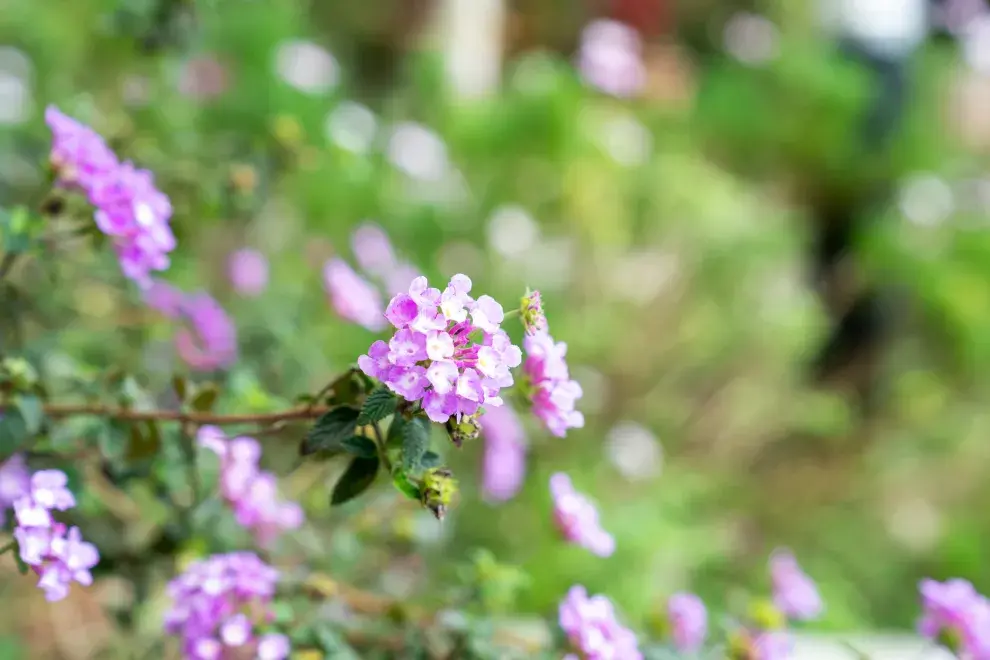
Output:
(6, 402), (331, 425)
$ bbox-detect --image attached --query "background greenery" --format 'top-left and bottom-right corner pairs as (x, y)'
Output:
(1, 0), (989, 656)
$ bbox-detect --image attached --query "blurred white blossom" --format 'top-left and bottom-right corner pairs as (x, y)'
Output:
(386, 122), (449, 183)
(274, 40), (339, 95)
(899, 173), (954, 227)
(487, 205), (540, 259)
(961, 15), (990, 75)
(324, 101), (377, 154)
(723, 12), (780, 66)
(0, 47), (32, 125)
(605, 421), (662, 481)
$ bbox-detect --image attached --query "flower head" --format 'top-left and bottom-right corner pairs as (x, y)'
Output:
(45, 106), (119, 195)
(351, 222), (397, 278)
(358, 274), (521, 425)
(549, 473), (614, 557)
(164, 552), (288, 660)
(769, 549), (823, 621)
(667, 592), (707, 653)
(173, 292), (238, 371)
(0, 453), (31, 525)
(520, 288), (547, 335)
(522, 331), (584, 437)
(577, 20), (646, 98)
(558, 585), (641, 660)
(227, 249), (269, 297)
(480, 404), (527, 503)
(323, 258), (388, 332)
(919, 578), (990, 657)
(197, 427), (303, 546)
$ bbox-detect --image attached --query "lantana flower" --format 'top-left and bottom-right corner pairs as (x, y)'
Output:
(549, 473), (615, 557)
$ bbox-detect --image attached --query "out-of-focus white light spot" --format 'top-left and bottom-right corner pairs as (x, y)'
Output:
(324, 101), (377, 154)
(605, 421), (662, 481)
(898, 174), (954, 227)
(121, 75), (152, 107)
(572, 366), (607, 416)
(0, 48), (31, 125)
(386, 122), (449, 183)
(885, 497), (942, 553)
(723, 12), (780, 66)
(961, 15), (990, 75)
(487, 205), (540, 259)
(523, 236), (574, 291)
(606, 249), (680, 305)
(598, 112), (652, 167)
(825, 0), (928, 60)
(509, 51), (559, 95)
(274, 40), (339, 95)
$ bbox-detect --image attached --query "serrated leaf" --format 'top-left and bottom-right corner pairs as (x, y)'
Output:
(301, 407), (360, 456)
(0, 410), (29, 457)
(356, 388), (396, 425)
(392, 470), (421, 500)
(330, 456), (380, 506)
(340, 435), (378, 458)
(191, 383), (219, 412)
(402, 416), (431, 472)
(14, 394), (43, 435)
(420, 451), (442, 469)
(172, 375), (187, 402)
(386, 414), (406, 448)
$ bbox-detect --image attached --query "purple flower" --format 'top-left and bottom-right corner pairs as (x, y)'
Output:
(919, 578), (990, 658)
(323, 258), (388, 332)
(10, 468), (98, 602)
(522, 331), (584, 437)
(227, 249), (269, 297)
(197, 427), (303, 546)
(0, 454), (31, 525)
(577, 20), (646, 98)
(357, 274), (522, 425)
(351, 222), (397, 277)
(164, 552), (288, 660)
(667, 592), (707, 652)
(45, 106), (119, 195)
(769, 549), (823, 621)
(558, 585), (642, 660)
(480, 404), (527, 503)
(173, 292), (238, 371)
(752, 631), (793, 660)
(549, 473), (614, 557)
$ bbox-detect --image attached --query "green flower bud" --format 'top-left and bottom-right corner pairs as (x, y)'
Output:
(520, 288), (547, 335)
(446, 411), (482, 447)
(420, 467), (457, 520)
(747, 599), (786, 631)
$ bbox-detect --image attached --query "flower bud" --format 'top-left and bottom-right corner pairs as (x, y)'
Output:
(520, 288), (547, 335)
(1, 357), (38, 391)
(420, 467), (457, 520)
(446, 412), (482, 447)
(747, 598), (786, 631)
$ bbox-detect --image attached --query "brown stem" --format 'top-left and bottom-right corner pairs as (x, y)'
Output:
(33, 402), (331, 425)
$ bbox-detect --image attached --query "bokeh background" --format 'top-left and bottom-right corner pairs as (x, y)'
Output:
(2, 0), (990, 656)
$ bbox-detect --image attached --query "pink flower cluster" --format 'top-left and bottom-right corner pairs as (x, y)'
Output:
(145, 280), (238, 371)
(559, 585), (642, 660)
(522, 331), (584, 437)
(358, 274), (522, 424)
(769, 549), (823, 621)
(549, 473), (614, 557)
(479, 404), (527, 503)
(164, 551), (290, 660)
(227, 249), (269, 297)
(323, 223), (421, 330)
(46, 106), (175, 286)
(919, 578), (990, 658)
(10, 469), (99, 602)
(0, 453), (30, 526)
(577, 20), (646, 99)
(667, 592), (708, 653)
(197, 427), (304, 546)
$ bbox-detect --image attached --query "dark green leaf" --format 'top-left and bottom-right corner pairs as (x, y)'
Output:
(324, 368), (361, 406)
(126, 421), (161, 461)
(14, 550), (29, 575)
(391, 470), (421, 500)
(402, 416), (431, 472)
(172, 375), (187, 402)
(330, 456), (380, 506)
(0, 410), (29, 457)
(301, 407), (360, 456)
(356, 387), (396, 425)
(191, 383), (219, 412)
(386, 413), (406, 448)
(340, 435), (378, 458)
(420, 451), (442, 469)
(14, 394), (43, 435)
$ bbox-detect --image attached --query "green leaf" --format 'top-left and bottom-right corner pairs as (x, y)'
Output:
(126, 421), (161, 461)
(391, 470), (421, 500)
(14, 550), (29, 575)
(14, 394), (43, 435)
(356, 387), (396, 425)
(301, 407), (360, 456)
(340, 435), (378, 458)
(0, 411), (29, 457)
(401, 416), (431, 472)
(385, 414), (406, 448)
(191, 383), (220, 412)
(330, 456), (380, 506)
(420, 451), (442, 469)
(172, 375), (187, 402)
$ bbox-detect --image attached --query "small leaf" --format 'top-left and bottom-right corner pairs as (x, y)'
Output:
(14, 394), (43, 435)
(385, 413), (406, 448)
(330, 456), (380, 506)
(126, 421), (161, 461)
(340, 435), (378, 458)
(402, 416), (431, 472)
(301, 407), (360, 456)
(324, 368), (360, 406)
(14, 550), (29, 575)
(0, 410), (29, 457)
(172, 375), (187, 402)
(391, 470), (421, 500)
(356, 388), (396, 425)
(420, 451), (442, 469)
(191, 383), (219, 412)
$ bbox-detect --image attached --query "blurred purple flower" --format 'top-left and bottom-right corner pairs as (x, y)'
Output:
(558, 585), (642, 660)
(667, 592), (707, 652)
(174, 292), (238, 371)
(178, 55), (229, 101)
(0, 453), (30, 525)
(143, 279), (186, 318)
(44, 106), (118, 195)
(549, 473), (614, 557)
(919, 578), (990, 657)
(384, 262), (422, 296)
(164, 551), (288, 660)
(197, 426), (304, 546)
(752, 631), (793, 660)
(227, 248), (269, 297)
(351, 222), (397, 278)
(323, 258), (388, 332)
(522, 331), (584, 437)
(769, 549), (823, 621)
(577, 19), (646, 98)
(479, 404), (527, 503)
